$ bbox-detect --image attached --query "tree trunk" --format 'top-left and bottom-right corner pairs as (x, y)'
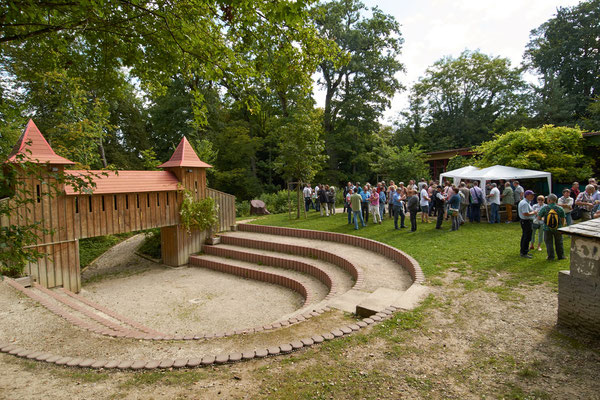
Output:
(98, 138), (108, 168)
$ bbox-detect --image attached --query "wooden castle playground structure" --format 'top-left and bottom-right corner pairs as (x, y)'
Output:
(1, 120), (236, 293)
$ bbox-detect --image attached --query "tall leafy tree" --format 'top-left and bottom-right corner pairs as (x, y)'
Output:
(314, 0), (404, 182)
(525, 0), (600, 126)
(409, 51), (528, 151)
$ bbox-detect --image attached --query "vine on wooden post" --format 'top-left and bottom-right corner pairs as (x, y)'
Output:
(179, 189), (219, 234)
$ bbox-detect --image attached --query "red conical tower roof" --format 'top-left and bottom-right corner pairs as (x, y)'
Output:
(6, 119), (74, 165)
(159, 136), (212, 168)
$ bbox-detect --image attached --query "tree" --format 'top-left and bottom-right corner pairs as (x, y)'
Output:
(314, 0), (404, 181)
(410, 51), (528, 150)
(475, 125), (593, 182)
(273, 107), (327, 218)
(1, 0), (333, 170)
(446, 155), (472, 172)
(370, 140), (430, 185)
(526, 0), (600, 125)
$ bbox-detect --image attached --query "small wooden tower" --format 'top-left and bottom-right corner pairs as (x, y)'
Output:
(159, 137), (213, 266)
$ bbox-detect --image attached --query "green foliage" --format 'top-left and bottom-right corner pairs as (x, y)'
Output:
(526, 0), (600, 125)
(475, 125), (593, 182)
(447, 155), (472, 172)
(235, 200), (251, 218)
(179, 190), (219, 233)
(273, 107), (327, 183)
(79, 233), (133, 268)
(258, 190), (295, 215)
(370, 142), (430, 184)
(137, 229), (161, 260)
(409, 50), (528, 150)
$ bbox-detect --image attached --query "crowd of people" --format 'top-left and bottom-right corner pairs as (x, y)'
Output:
(301, 177), (600, 261)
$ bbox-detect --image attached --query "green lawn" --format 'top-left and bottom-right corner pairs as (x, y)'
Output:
(248, 210), (570, 287)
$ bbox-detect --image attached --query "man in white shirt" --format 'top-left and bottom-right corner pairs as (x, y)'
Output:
(303, 184), (313, 212)
(487, 183), (501, 223)
(518, 190), (537, 258)
(419, 184), (430, 223)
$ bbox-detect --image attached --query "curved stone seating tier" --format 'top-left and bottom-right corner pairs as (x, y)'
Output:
(237, 223), (424, 284)
(219, 235), (364, 289)
(200, 245), (338, 300)
(188, 255), (312, 305)
(0, 224), (427, 368)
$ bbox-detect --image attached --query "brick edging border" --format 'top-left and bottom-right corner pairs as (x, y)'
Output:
(238, 223), (425, 284)
(4, 278), (330, 341)
(0, 306), (399, 370)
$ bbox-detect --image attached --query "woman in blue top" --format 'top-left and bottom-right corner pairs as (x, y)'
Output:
(449, 187), (462, 231)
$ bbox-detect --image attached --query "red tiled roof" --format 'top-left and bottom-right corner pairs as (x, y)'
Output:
(63, 170), (179, 195)
(6, 119), (75, 165)
(158, 136), (212, 168)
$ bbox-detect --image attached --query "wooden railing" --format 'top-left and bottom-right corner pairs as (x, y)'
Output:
(207, 188), (236, 232)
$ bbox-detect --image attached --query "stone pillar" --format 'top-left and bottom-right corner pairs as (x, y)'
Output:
(557, 219), (600, 336)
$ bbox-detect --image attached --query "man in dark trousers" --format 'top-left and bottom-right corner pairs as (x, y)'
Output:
(407, 189), (419, 232)
(518, 190), (537, 258)
(434, 185), (446, 229)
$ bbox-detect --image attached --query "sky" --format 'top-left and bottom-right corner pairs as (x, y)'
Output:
(312, 0), (582, 123)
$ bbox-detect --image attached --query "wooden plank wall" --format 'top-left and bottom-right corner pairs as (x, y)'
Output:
(207, 188), (236, 232)
(2, 166), (237, 291)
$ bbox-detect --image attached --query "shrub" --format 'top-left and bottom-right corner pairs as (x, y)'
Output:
(137, 229), (161, 259)
(236, 200), (251, 218)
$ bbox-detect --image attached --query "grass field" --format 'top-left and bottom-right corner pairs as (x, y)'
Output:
(249, 209), (571, 287)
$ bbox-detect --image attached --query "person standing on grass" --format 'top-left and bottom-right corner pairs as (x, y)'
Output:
(387, 180), (396, 219)
(351, 189), (365, 230)
(459, 182), (470, 223)
(469, 181), (484, 223)
(369, 188), (382, 224)
(346, 188), (354, 224)
(343, 182), (352, 213)
(537, 193), (566, 261)
(434, 185), (446, 229)
(360, 185), (370, 224)
(407, 189), (419, 232)
(575, 184), (596, 221)
(378, 188), (386, 220)
(419, 183), (430, 223)
(328, 186), (336, 215)
(501, 182), (515, 223)
(303, 184), (313, 212)
(449, 187), (462, 231)
(531, 195), (546, 252)
(392, 187), (406, 229)
(487, 183), (501, 224)
(519, 190), (538, 258)
(318, 185), (329, 216)
(558, 188), (574, 226)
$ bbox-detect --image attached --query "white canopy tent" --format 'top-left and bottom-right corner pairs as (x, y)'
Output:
(440, 164), (553, 204)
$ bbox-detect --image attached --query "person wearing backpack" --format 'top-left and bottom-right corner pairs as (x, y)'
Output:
(537, 193), (566, 261)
